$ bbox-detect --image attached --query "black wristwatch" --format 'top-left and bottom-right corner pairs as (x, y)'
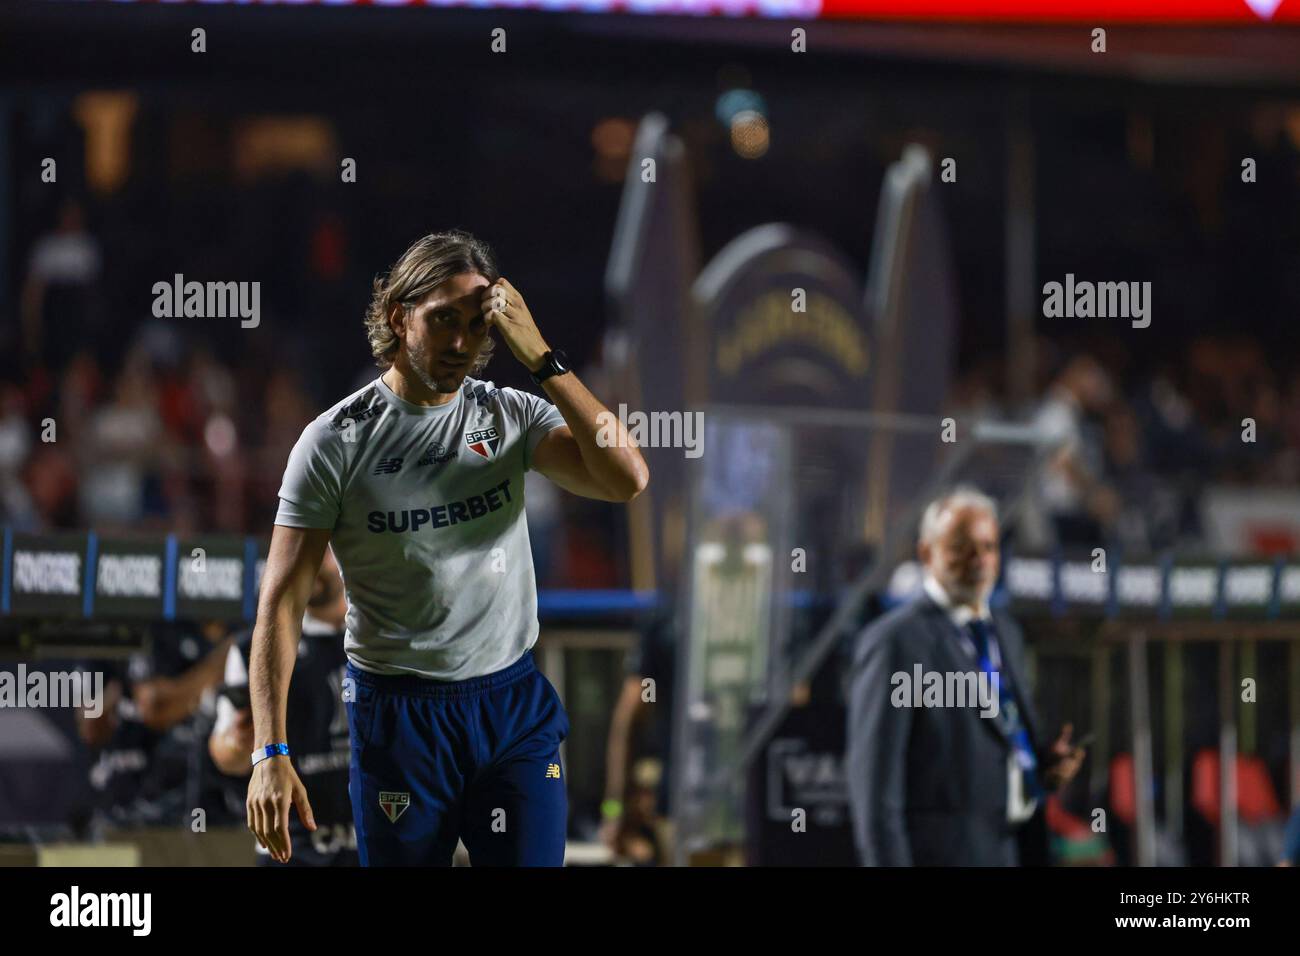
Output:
(530, 349), (571, 386)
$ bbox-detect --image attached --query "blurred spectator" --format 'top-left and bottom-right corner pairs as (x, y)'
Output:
(24, 443), (80, 529)
(77, 624), (233, 830)
(5, 136), (1300, 568)
(20, 199), (105, 370)
(1029, 354), (1119, 547)
(76, 349), (165, 531)
(0, 383), (37, 529)
(601, 606), (678, 866)
(1101, 406), (1164, 552)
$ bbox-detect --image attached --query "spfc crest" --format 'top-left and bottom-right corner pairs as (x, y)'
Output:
(378, 791), (410, 823)
(465, 425), (501, 460)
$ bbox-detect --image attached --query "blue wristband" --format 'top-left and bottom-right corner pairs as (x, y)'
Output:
(251, 743), (290, 768)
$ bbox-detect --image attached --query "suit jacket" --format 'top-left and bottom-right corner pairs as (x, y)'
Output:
(845, 593), (1043, 866)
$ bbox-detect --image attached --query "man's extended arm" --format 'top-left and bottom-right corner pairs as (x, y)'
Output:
(245, 524), (330, 862)
(133, 634), (233, 731)
(209, 643), (255, 777)
(210, 708), (256, 777)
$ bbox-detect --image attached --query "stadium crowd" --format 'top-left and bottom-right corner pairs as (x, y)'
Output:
(3, 199), (1297, 561)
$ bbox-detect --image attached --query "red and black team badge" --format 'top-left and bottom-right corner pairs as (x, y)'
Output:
(465, 425), (501, 460)
(379, 791), (410, 823)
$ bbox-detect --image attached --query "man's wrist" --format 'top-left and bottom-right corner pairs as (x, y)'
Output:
(524, 342), (552, 372)
(530, 348), (571, 386)
(251, 743), (290, 768)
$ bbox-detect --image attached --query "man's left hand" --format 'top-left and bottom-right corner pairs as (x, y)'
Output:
(481, 277), (550, 371)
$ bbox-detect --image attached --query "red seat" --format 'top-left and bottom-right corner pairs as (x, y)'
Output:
(1109, 753), (1136, 825)
(1045, 794), (1093, 839)
(1190, 748), (1283, 826)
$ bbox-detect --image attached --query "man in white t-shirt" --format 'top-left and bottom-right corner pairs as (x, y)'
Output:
(246, 229), (648, 866)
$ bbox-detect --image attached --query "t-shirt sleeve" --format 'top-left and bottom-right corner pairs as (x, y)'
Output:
(275, 419), (345, 529)
(503, 387), (567, 471)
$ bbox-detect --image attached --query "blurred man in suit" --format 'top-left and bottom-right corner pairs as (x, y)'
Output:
(846, 486), (1084, 865)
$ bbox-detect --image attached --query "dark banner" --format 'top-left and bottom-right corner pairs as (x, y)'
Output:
(93, 536), (167, 620)
(1, 530), (265, 624)
(4, 531), (88, 618)
(172, 535), (258, 623)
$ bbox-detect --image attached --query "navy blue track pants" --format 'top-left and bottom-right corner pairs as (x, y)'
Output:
(346, 651), (569, 866)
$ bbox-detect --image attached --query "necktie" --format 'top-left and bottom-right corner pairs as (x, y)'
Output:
(966, 617), (992, 664)
(966, 617), (1042, 798)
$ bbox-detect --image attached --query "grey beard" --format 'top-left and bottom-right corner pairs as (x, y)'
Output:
(947, 581), (991, 607)
(407, 339), (460, 394)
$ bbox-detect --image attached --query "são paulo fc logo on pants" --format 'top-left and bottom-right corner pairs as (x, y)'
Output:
(379, 791), (410, 823)
(465, 425), (501, 459)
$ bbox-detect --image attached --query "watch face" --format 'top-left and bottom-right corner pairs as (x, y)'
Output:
(551, 350), (569, 374)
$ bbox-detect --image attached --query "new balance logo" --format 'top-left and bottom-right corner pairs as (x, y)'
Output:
(545, 763), (561, 779)
(373, 457), (404, 475)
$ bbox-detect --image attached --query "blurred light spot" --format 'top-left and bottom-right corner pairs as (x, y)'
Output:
(730, 110), (769, 159)
(233, 117), (337, 182)
(204, 414), (237, 458)
(592, 117), (635, 161)
(592, 117), (637, 184)
(1285, 107), (1300, 151)
(715, 88), (766, 128)
(73, 92), (139, 195)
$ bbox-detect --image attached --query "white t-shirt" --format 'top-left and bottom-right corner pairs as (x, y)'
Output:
(275, 374), (565, 681)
